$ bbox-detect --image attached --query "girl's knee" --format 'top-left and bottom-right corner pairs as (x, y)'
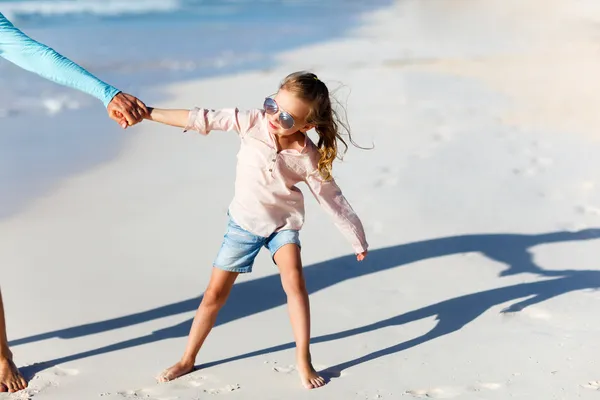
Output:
(201, 268), (238, 310)
(282, 272), (307, 297)
(202, 287), (230, 309)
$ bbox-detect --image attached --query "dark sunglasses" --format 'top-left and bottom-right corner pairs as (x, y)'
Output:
(263, 97), (295, 130)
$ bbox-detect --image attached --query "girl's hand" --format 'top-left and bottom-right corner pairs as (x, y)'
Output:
(356, 251), (367, 261)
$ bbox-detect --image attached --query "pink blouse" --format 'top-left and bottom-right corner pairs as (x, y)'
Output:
(184, 107), (368, 254)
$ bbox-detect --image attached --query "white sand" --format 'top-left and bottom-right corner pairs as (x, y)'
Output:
(3, 0), (600, 398)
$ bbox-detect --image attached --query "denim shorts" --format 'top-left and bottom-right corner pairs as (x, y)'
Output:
(213, 215), (301, 274)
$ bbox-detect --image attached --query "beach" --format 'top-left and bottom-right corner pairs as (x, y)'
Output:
(2, 0), (600, 398)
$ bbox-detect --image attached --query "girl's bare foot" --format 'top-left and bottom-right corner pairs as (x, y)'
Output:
(156, 360), (195, 383)
(0, 354), (27, 393)
(297, 362), (325, 389)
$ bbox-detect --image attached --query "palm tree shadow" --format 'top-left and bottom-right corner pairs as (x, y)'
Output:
(11, 228), (600, 375)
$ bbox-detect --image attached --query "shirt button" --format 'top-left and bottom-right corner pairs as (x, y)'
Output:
(269, 169), (272, 172)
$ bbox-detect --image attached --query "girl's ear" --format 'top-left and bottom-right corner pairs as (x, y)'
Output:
(300, 123), (316, 133)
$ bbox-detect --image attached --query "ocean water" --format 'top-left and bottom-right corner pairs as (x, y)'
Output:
(0, 0), (390, 219)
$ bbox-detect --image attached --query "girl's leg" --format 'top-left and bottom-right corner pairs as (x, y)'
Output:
(274, 244), (325, 389)
(158, 268), (239, 382)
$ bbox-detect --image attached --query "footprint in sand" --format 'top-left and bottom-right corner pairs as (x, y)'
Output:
(355, 389), (389, 399)
(406, 382), (503, 398)
(202, 384), (241, 395)
(511, 141), (554, 177)
(404, 387), (461, 399)
(467, 382), (503, 392)
(114, 374), (241, 399)
(272, 364), (295, 374)
(47, 367), (79, 378)
(581, 380), (600, 390)
(0, 366), (80, 400)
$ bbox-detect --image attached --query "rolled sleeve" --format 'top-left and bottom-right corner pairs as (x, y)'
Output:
(183, 107), (260, 137)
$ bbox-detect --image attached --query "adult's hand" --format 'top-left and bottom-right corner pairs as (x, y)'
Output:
(107, 92), (148, 129)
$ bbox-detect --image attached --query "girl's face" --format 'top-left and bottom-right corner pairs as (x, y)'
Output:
(265, 89), (314, 137)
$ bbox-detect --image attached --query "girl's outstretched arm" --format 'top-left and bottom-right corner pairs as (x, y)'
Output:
(305, 171), (368, 260)
(147, 107), (261, 136)
(145, 108), (191, 128)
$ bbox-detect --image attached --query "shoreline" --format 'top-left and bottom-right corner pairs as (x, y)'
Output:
(0, 1), (392, 222)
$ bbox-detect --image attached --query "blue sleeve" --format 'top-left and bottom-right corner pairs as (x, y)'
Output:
(0, 12), (120, 107)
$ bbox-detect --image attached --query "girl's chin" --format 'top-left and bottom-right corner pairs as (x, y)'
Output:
(274, 130), (296, 137)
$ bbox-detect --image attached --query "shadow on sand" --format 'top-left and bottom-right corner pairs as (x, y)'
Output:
(16, 228), (600, 378)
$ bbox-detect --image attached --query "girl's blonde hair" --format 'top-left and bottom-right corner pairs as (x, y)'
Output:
(280, 71), (362, 181)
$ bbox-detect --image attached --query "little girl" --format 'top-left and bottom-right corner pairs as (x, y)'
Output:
(145, 71), (368, 389)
